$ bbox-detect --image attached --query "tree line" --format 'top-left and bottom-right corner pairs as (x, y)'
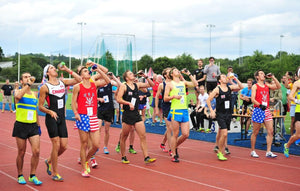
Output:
(0, 46), (299, 83)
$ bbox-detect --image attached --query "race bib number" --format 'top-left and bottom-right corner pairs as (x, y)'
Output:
(224, 100), (230, 109)
(103, 95), (109, 103)
(180, 96), (185, 104)
(87, 107), (93, 116)
(262, 101), (267, 107)
(27, 110), (34, 121)
(131, 97), (136, 106)
(57, 99), (64, 109)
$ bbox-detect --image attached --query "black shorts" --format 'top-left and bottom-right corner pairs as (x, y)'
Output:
(45, 114), (68, 138)
(294, 113), (300, 123)
(282, 104), (288, 116)
(12, 121), (39, 139)
(151, 98), (162, 108)
(206, 81), (218, 92)
(122, 110), (142, 125)
(216, 114), (232, 130)
(97, 109), (114, 122)
(163, 108), (170, 118)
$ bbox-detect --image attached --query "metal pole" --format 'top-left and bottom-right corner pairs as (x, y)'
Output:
(69, 40), (71, 78)
(77, 22), (86, 65)
(206, 24), (215, 57)
(18, 39), (20, 81)
(280, 35), (284, 63)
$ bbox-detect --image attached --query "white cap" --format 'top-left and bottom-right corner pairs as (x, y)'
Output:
(298, 68), (300, 78)
(43, 64), (53, 77)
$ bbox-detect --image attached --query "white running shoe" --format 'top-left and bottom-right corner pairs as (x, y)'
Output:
(251, 151), (259, 158)
(266, 151), (277, 158)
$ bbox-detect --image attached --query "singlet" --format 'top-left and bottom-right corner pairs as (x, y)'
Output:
(216, 85), (232, 115)
(170, 81), (187, 110)
(295, 80), (300, 112)
(97, 83), (114, 111)
(16, 91), (38, 123)
(123, 83), (139, 111)
(45, 80), (66, 117)
(254, 83), (269, 108)
(77, 82), (98, 116)
(161, 81), (171, 111)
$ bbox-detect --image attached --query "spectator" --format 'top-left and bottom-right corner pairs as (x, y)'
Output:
(193, 59), (206, 98)
(239, 78), (253, 134)
(1, 79), (14, 112)
(227, 66), (239, 121)
(203, 57), (220, 92)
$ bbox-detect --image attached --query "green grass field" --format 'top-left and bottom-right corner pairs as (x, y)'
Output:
(1, 89), (292, 134)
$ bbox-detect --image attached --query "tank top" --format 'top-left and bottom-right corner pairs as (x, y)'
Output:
(123, 83), (139, 111)
(295, 80), (300, 112)
(170, 81), (187, 110)
(45, 80), (66, 117)
(16, 91), (37, 123)
(216, 85), (232, 115)
(161, 81), (171, 111)
(77, 82), (98, 115)
(254, 83), (269, 108)
(97, 83), (114, 111)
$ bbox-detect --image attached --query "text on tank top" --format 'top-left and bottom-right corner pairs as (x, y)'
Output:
(123, 83), (139, 111)
(45, 80), (66, 117)
(97, 83), (114, 111)
(216, 85), (232, 115)
(254, 83), (269, 108)
(170, 81), (187, 110)
(77, 82), (98, 116)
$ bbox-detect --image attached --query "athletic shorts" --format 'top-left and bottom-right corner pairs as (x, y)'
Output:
(122, 110), (142, 125)
(12, 121), (39, 139)
(76, 114), (99, 132)
(294, 113), (300, 122)
(45, 114), (68, 138)
(290, 104), (296, 117)
(167, 109), (189, 123)
(97, 109), (114, 123)
(163, 107), (171, 118)
(252, 108), (272, 124)
(216, 114), (231, 130)
(151, 98), (162, 108)
(138, 104), (146, 110)
(3, 95), (12, 104)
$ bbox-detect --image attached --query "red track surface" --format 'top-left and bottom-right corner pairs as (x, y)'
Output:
(0, 111), (299, 191)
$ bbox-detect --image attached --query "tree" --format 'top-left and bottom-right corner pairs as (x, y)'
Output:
(138, 55), (153, 71)
(0, 46), (4, 61)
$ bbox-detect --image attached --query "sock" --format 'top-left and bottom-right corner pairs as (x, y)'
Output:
(161, 143), (165, 146)
(129, 145), (133, 149)
(144, 156), (150, 161)
(18, 174), (23, 178)
(30, 174), (35, 178)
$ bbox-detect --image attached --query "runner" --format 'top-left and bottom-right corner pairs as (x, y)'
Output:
(72, 65), (110, 177)
(164, 67), (197, 162)
(250, 70), (281, 158)
(39, 64), (82, 181)
(13, 72), (42, 185)
(207, 73), (243, 161)
(116, 70), (156, 164)
(156, 68), (172, 154)
(284, 67), (300, 158)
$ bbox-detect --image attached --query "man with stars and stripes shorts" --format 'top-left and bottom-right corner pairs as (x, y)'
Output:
(76, 115), (99, 132)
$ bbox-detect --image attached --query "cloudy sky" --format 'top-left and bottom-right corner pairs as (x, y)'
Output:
(1, 0), (299, 60)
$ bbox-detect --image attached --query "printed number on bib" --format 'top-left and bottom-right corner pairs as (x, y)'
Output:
(87, 107), (93, 116)
(262, 101), (267, 107)
(131, 97), (136, 106)
(57, 99), (64, 109)
(224, 100), (230, 109)
(103, 95), (109, 103)
(180, 96), (185, 104)
(27, 110), (34, 121)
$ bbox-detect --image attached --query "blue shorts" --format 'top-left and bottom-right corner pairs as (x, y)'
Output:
(290, 104), (296, 117)
(167, 109), (189, 123)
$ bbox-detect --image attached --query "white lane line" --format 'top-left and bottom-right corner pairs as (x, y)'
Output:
(0, 170), (39, 191)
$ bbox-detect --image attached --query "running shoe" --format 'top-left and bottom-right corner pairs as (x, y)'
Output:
(122, 156), (130, 164)
(251, 151), (259, 158)
(168, 150), (172, 156)
(85, 162), (91, 173)
(129, 147), (137, 154)
(52, 174), (64, 182)
(159, 122), (165, 126)
(81, 170), (90, 178)
(197, 128), (205, 132)
(103, 147), (109, 154)
(217, 152), (227, 161)
(28, 176), (42, 185)
(78, 157), (81, 164)
(283, 143), (289, 158)
(205, 129), (212, 133)
(90, 158), (98, 168)
(115, 144), (120, 153)
(266, 151), (277, 158)
(214, 146), (219, 153)
(151, 122), (156, 126)
(160, 144), (168, 152)
(18, 176), (26, 184)
(225, 147), (231, 155)
(45, 159), (52, 175)
(171, 155), (179, 162)
(144, 156), (156, 164)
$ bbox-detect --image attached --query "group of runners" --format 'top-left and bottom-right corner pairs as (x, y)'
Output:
(10, 57), (300, 186)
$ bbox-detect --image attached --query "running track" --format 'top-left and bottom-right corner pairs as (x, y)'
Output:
(0, 112), (299, 191)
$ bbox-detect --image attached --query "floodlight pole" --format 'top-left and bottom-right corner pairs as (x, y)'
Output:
(280, 34), (284, 64)
(206, 24), (215, 57)
(78, 22), (86, 66)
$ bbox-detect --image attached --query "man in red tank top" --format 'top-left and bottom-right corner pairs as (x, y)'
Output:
(72, 66), (110, 177)
(250, 70), (281, 158)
